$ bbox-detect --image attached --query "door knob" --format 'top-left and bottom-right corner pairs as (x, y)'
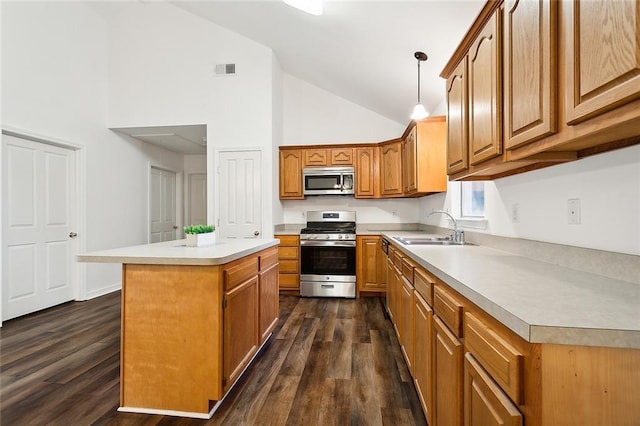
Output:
(254, 231), (260, 236)
(69, 232), (78, 238)
(173, 225), (178, 230)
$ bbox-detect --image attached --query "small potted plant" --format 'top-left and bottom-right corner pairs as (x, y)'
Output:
(184, 224), (216, 247)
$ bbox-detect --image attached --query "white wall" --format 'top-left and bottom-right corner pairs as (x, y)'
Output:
(272, 54), (285, 227)
(184, 154), (207, 173)
(283, 197), (419, 225)
(104, 1), (277, 238)
(283, 74), (405, 146)
(280, 73), (415, 224)
(1, 2), (186, 299)
(419, 145), (640, 256)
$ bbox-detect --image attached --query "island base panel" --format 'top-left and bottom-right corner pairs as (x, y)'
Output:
(121, 264), (223, 415)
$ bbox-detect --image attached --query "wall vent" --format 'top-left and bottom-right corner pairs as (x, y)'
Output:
(214, 63), (236, 76)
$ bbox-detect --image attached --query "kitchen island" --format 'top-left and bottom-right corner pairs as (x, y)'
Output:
(78, 238), (279, 419)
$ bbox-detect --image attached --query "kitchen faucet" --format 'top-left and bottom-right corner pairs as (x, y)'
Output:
(428, 210), (465, 244)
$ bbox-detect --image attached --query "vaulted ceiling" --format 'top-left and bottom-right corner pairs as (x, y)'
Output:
(171, 0), (485, 125)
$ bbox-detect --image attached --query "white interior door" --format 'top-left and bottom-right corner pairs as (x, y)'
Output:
(217, 150), (262, 238)
(187, 173), (207, 227)
(149, 167), (176, 243)
(2, 134), (77, 321)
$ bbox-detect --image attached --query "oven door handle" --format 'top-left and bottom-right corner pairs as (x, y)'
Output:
(300, 240), (356, 247)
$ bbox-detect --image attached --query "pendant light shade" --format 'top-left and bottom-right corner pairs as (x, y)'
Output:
(410, 51), (429, 120)
(411, 103), (429, 120)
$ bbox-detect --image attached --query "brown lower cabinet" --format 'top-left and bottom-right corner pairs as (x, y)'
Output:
(464, 353), (523, 426)
(433, 316), (464, 426)
(413, 291), (434, 426)
(385, 242), (640, 426)
(275, 234), (300, 291)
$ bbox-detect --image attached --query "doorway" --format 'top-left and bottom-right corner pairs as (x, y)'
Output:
(216, 150), (262, 238)
(149, 166), (177, 243)
(1, 133), (78, 321)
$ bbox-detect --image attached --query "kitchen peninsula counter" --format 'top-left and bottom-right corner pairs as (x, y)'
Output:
(381, 231), (640, 349)
(78, 238), (280, 419)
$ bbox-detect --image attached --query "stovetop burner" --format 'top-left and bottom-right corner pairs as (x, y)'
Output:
(300, 210), (356, 241)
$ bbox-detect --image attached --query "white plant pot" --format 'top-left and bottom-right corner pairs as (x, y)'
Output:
(186, 231), (215, 247)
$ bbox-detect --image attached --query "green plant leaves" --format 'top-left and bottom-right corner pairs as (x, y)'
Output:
(183, 224), (215, 234)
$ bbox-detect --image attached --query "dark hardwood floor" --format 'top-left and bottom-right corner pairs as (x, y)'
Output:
(1, 292), (426, 426)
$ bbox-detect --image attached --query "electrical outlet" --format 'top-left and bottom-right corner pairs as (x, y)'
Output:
(511, 203), (519, 223)
(568, 199), (581, 224)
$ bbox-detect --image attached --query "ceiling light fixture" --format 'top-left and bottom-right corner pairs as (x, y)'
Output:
(410, 51), (429, 120)
(282, 0), (323, 16)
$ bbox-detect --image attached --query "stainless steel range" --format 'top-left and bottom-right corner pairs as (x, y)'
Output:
(299, 211), (356, 298)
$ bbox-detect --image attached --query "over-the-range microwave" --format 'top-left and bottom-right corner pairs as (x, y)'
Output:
(303, 166), (355, 196)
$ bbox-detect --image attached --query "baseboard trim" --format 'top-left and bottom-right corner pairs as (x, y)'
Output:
(84, 282), (121, 300)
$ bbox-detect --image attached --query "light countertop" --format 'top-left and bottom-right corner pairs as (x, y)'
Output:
(78, 238), (279, 266)
(382, 231), (640, 349)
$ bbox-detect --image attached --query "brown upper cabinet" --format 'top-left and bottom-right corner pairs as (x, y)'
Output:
(402, 117), (448, 196)
(441, 0), (640, 181)
(380, 139), (404, 197)
(446, 58), (469, 175)
(303, 149), (328, 166)
(354, 147), (379, 198)
(303, 148), (354, 167)
(279, 116), (447, 199)
(468, 8), (502, 166)
(503, 0), (556, 150)
(279, 149), (303, 200)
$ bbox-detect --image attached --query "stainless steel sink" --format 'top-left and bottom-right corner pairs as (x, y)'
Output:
(392, 236), (465, 246)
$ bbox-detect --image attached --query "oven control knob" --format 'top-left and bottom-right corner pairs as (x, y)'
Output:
(338, 234), (343, 239)
(325, 235), (330, 240)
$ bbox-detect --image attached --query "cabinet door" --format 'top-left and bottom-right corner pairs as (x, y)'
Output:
(259, 263), (279, 343)
(434, 316), (463, 426)
(564, 0), (640, 124)
(380, 141), (403, 196)
(402, 126), (417, 193)
(469, 9), (502, 165)
(355, 147), (378, 198)
(356, 236), (385, 292)
(447, 58), (469, 175)
(504, 0), (556, 149)
(464, 353), (523, 426)
(224, 275), (259, 391)
(386, 255), (394, 320)
(400, 277), (415, 373)
(330, 148), (353, 165)
(279, 150), (303, 199)
(376, 239), (387, 288)
(414, 292), (434, 426)
(304, 149), (328, 166)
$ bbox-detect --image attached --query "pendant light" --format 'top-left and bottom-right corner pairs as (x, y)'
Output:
(410, 51), (429, 120)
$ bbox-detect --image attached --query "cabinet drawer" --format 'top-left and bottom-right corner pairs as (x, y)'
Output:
(259, 248), (279, 270)
(278, 246), (299, 260)
(392, 249), (404, 269)
(225, 257), (259, 291)
(276, 235), (299, 247)
(464, 312), (523, 404)
(401, 257), (414, 284)
(279, 273), (299, 289)
(414, 267), (434, 306)
(279, 260), (299, 274)
(434, 285), (463, 338)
